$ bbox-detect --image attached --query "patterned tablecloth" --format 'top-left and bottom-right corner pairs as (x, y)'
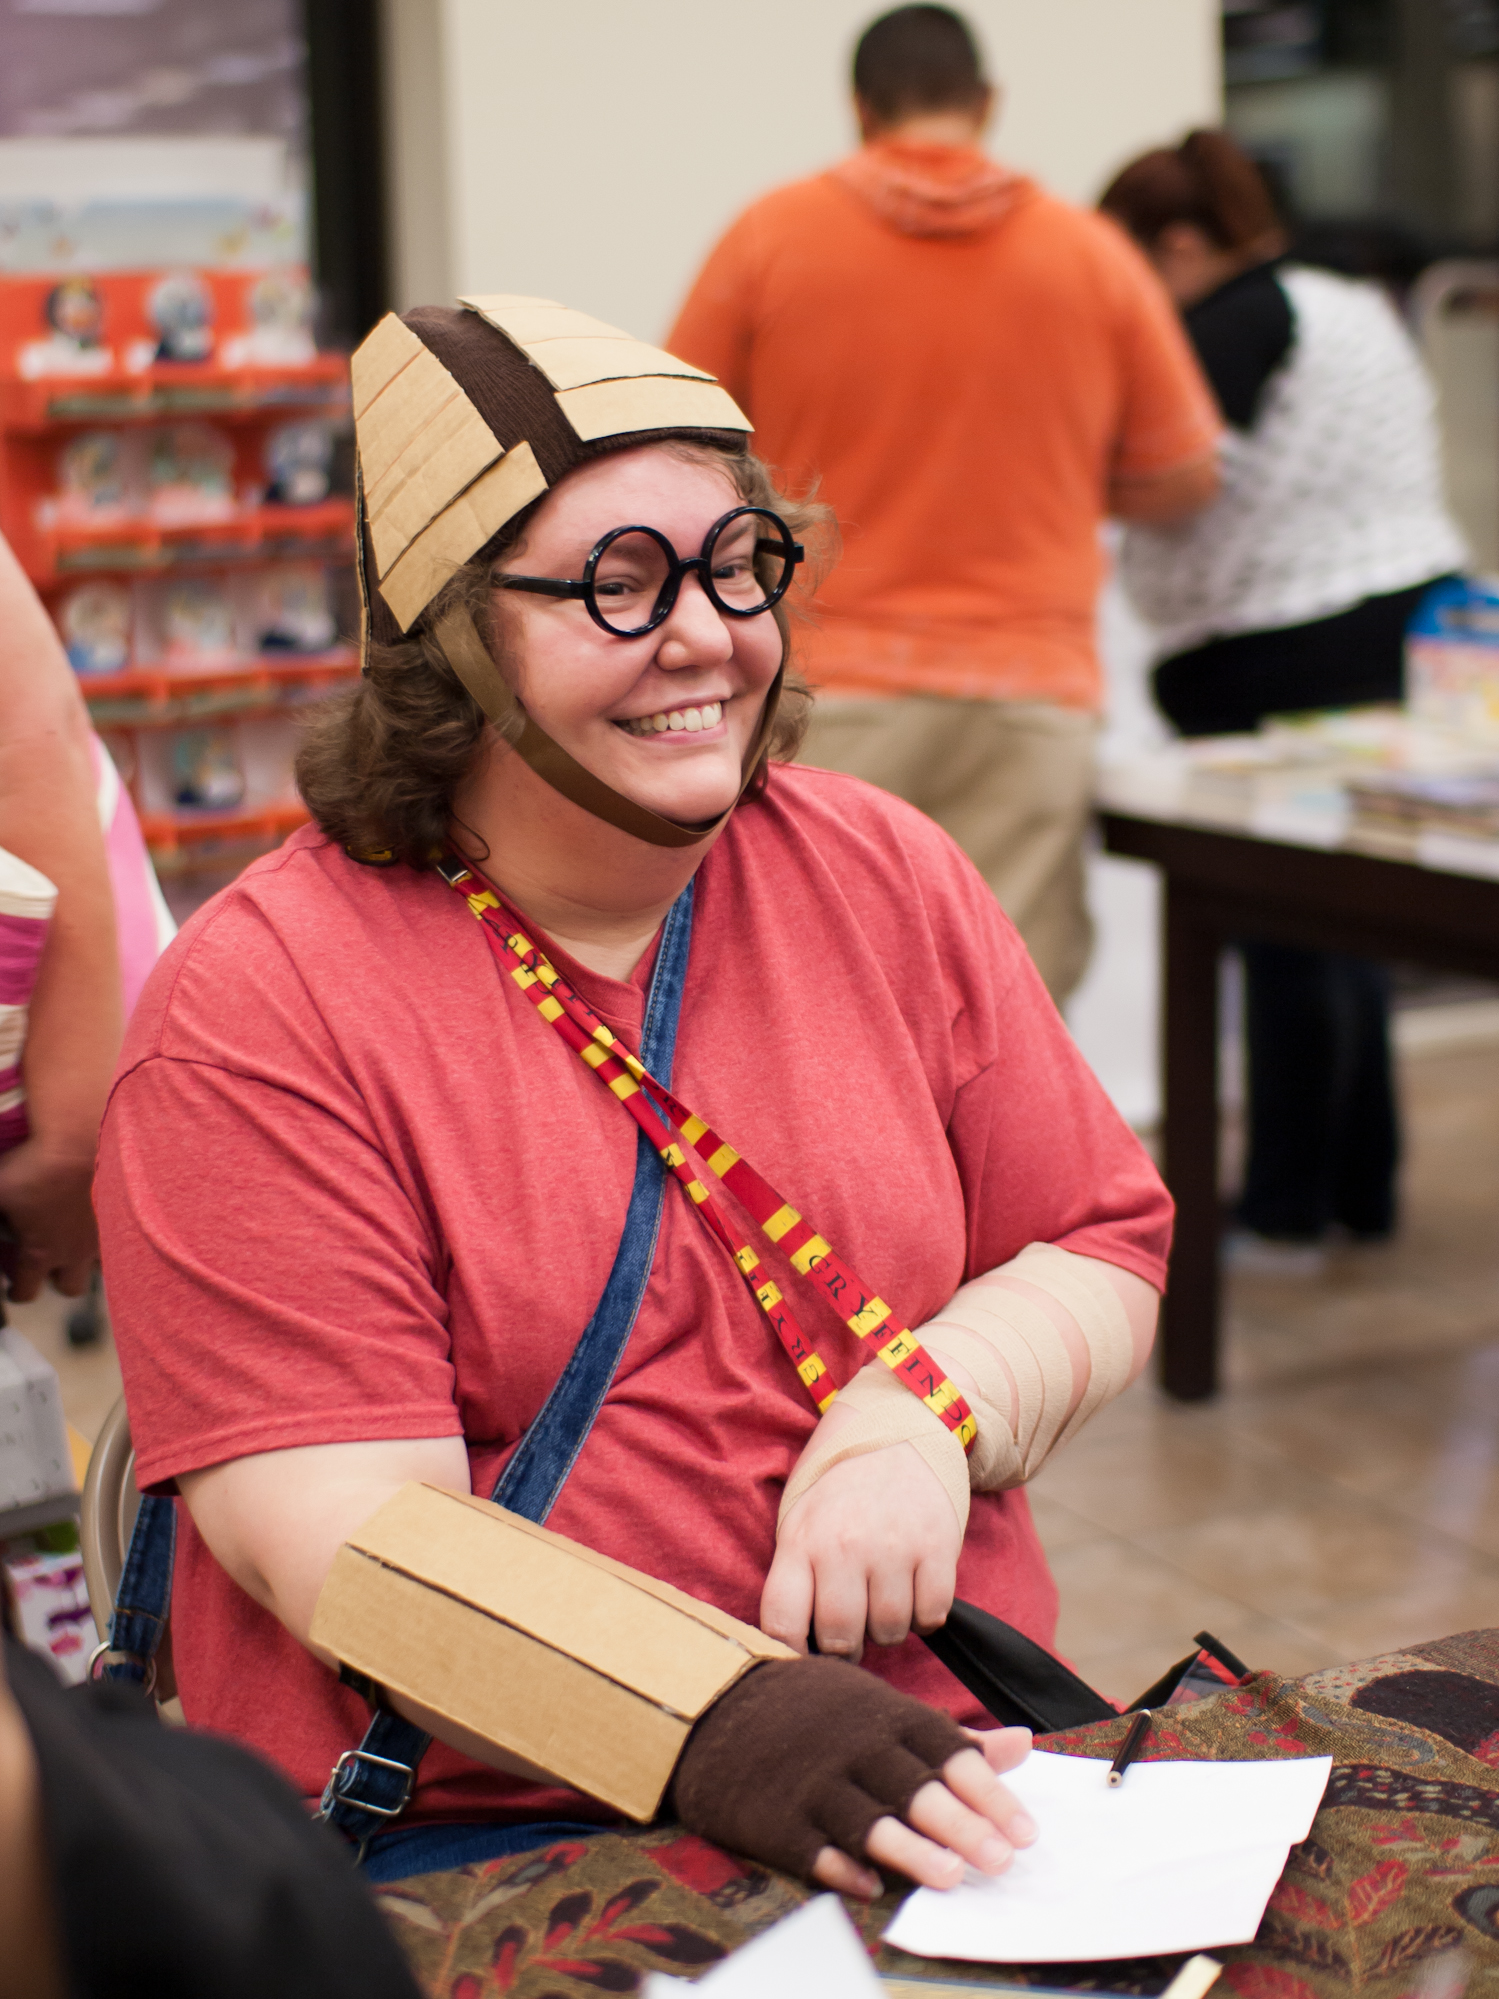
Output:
(379, 1629), (1499, 1999)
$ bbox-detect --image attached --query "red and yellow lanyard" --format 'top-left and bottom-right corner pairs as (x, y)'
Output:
(438, 852), (976, 1452)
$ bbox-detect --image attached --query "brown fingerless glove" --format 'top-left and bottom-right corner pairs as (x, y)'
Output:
(670, 1656), (970, 1880)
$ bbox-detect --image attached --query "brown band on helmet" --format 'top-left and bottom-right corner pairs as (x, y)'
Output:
(433, 606), (784, 851)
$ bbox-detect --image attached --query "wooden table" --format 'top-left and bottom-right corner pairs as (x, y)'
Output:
(1099, 796), (1499, 1400)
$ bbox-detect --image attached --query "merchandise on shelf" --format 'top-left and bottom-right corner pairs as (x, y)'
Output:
(17, 275), (110, 381)
(253, 562), (337, 653)
(0, 1329), (73, 1517)
(58, 579), (130, 674)
(172, 727), (247, 811)
(145, 421), (236, 525)
(2, 1547), (94, 1685)
(0, 265), (358, 912)
(144, 269), (216, 366)
(1407, 575), (1499, 741)
(263, 417), (334, 506)
(157, 576), (237, 663)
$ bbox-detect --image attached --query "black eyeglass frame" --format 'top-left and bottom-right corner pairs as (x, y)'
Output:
(494, 505), (804, 639)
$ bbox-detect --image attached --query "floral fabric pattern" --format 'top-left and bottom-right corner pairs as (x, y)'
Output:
(381, 1629), (1499, 1997)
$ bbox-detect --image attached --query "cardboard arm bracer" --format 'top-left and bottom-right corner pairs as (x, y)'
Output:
(310, 1483), (796, 1820)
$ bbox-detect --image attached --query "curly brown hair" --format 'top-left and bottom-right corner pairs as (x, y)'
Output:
(297, 444), (829, 868)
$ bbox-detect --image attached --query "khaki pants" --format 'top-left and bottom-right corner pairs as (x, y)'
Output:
(798, 696), (1097, 1003)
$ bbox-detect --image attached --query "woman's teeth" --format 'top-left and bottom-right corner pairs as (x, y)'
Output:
(618, 701), (722, 738)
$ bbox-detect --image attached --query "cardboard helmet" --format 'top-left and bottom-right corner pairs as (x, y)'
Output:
(351, 296), (781, 848)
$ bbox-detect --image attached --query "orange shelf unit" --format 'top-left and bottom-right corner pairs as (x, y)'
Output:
(138, 801), (314, 876)
(20, 498), (355, 587)
(0, 267), (357, 899)
(0, 356), (350, 434)
(79, 650), (359, 729)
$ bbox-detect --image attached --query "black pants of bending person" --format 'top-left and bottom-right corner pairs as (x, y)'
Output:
(1154, 575), (1455, 1243)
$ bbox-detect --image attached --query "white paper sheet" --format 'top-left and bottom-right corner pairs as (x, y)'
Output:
(884, 1750), (1332, 1964)
(644, 1895), (884, 1999)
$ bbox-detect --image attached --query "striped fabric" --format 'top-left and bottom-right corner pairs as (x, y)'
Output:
(0, 737), (173, 1155)
(0, 848), (57, 1151)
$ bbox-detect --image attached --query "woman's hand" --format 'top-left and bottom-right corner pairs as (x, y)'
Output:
(812, 1729), (1036, 1899)
(672, 1656), (1035, 1893)
(761, 1434), (961, 1662)
(0, 1138), (98, 1303)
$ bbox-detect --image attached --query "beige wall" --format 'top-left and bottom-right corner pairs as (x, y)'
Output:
(382, 0), (1221, 339)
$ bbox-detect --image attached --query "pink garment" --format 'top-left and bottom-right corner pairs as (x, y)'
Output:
(828, 140), (1034, 237)
(89, 735), (173, 1019)
(96, 766), (1172, 1824)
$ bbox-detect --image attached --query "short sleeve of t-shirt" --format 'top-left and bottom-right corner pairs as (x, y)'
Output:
(97, 864), (468, 1490)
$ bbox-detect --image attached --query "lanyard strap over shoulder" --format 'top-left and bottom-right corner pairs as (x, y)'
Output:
(437, 851), (976, 1454)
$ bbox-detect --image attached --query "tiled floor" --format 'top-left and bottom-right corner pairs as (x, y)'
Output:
(1033, 1032), (1499, 1702)
(18, 1032), (1499, 1705)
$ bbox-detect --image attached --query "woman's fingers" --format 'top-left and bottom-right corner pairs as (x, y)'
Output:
(820, 1741), (1040, 1894)
(912, 1548), (957, 1635)
(809, 1555), (870, 1662)
(864, 1560), (916, 1649)
(898, 1763), (1025, 1874)
(811, 1844), (883, 1900)
(758, 1546), (813, 1654)
(964, 1724), (1034, 1777)
(932, 1745), (1038, 1849)
(863, 1811), (973, 1889)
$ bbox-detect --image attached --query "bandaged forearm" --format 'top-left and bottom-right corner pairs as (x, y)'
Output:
(777, 1244), (1136, 1531)
(922, 1242), (1134, 1487)
(311, 1483), (795, 1820)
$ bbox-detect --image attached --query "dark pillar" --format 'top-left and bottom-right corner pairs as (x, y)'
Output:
(1388, 0), (1459, 235)
(304, 0), (390, 349)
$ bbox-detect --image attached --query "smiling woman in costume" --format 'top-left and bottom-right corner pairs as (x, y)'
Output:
(94, 297), (1172, 1892)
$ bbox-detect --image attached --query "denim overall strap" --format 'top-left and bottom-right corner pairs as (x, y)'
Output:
(96, 1491), (177, 1689)
(319, 879), (695, 1853)
(490, 878), (693, 1521)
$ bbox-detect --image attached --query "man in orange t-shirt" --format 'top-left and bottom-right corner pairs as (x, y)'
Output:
(669, 4), (1221, 999)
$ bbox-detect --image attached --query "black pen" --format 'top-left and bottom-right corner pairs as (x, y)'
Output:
(1107, 1708), (1152, 1786)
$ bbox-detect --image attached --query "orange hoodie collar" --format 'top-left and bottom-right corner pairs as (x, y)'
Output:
(830, 140), (1034, 238)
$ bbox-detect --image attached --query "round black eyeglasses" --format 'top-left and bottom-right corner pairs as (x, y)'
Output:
(494, 505), (803, 639)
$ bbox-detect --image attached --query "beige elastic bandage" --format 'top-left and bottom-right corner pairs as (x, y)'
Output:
(776, 1244), (1136, 1536)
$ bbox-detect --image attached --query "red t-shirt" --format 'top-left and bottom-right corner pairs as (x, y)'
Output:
(95, 766), (1171, 1824)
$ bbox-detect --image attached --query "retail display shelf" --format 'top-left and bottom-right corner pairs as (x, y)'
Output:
(1, 264), (356, 911)
(0, 358), (350, 433)
(140, 800), (311, 873)
(22, 497), (354, 582)
(79, 649), (359, 728)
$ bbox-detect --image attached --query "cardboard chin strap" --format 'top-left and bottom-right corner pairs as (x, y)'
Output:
(434, 607), (784, 851)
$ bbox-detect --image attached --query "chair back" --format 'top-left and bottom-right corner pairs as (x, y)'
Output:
(80, 1394), (140, 1636)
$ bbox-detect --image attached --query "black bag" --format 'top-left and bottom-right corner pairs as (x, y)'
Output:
(920, 1601), (1251, 1731)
